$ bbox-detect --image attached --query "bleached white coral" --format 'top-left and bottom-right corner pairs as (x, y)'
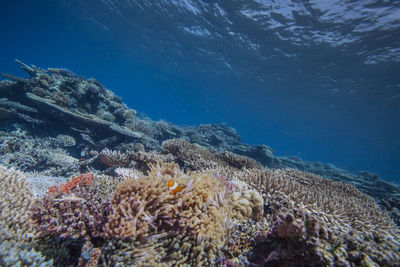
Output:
(115, 167), (142, 180)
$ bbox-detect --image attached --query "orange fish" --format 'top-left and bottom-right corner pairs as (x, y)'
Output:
(168, 181), (185, 195)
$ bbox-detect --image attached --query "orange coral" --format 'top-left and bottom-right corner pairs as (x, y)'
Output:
(48, 185), (59, 194)
(60, 172), (93, 193)
(48, 172), (94, 194)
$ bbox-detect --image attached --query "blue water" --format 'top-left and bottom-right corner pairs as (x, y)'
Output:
(1, 0), (400, 182)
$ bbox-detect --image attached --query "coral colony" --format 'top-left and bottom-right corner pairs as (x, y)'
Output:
(0, 60), (399, 266)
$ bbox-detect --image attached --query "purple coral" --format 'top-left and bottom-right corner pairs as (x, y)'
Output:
(31, 185), (110, 239)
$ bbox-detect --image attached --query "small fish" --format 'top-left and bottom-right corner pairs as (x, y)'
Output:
(168, 181), (185, 195)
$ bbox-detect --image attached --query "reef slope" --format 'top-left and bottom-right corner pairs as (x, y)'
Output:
(0, 61), (399, 266)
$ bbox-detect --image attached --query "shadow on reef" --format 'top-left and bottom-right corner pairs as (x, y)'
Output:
(0, 60), (400, 266)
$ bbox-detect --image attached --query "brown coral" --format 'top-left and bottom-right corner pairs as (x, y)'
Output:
(78, 240), (102, 267)
(226, 167), (400, 266)
(99, 148), (134, 167)
(103, 162), (236, 266)
(162, 138), (262, 170)
(98, 148), (174, 172)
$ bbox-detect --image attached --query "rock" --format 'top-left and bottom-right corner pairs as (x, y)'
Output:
(0, 73), (27, 83)
(359, 171), (380, 181)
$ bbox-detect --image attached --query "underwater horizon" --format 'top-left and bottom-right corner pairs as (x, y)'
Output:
(1, 0), (400, 183)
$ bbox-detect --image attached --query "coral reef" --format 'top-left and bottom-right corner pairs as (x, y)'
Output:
(0, 166), (37, 242)
(103, 162), (235, 266)
(0, 129), (79, 176)
(29, 161), (266, 266)
(98, 148), (174, 173)
(228, 167), (400, 266)
(2, 145), (400, 266)
(0, 165), (53, 266)
(1, 60), (399, 226)
(32, 173), (112, 239)
(1, 61), (400, 266)
(162, 138), (262, 171)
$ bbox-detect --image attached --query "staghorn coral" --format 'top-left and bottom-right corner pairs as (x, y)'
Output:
(162, 138), (261, 171)
(0, 166), (37, 242)
(133, 151), (175, 173)
(99, 148), (139, 167)
(114, 167), (143, 180)
(125, 119), (156, 138)
(0, 165), (54, 266)
(225, 167), (400, 266)
(216, 150), (263, 170)
(103, 162), (237, 266)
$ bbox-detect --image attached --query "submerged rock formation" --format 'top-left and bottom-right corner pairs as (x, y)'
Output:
(1, 60), (399, 266)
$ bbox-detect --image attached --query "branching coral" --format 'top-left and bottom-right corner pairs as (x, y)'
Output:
(32, 172), (110, 239)
(125, 119), (156, 138)
(0, 165), (37, 242)
(227, 167), (400, 266)
(98, 148), (174, 173)
(162, 138), (261, 171)
(0, 165), (53, 266)
(5, 151), (399, 266)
